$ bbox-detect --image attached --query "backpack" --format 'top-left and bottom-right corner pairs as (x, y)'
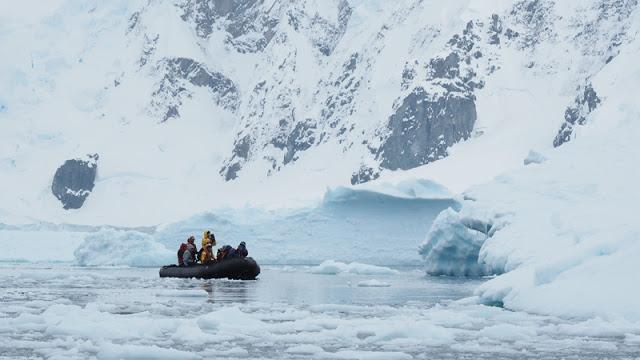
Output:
(177, 243), (188, 266)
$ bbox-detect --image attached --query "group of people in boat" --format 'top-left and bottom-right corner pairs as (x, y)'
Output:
(177, 230), (249, 266)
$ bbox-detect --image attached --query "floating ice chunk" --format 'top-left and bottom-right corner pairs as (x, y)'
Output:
(625, 334), (640, 344)
(285, 344), (325, 354)
(477, 323), (537, 342)
(74, 228), (173, 266)
(97, 342), (200, 360)
(309, 260), (399, 275)
(419, 208), (496, 276)
(155, 290), (208, 298)
(214, 347), (249, 357)
(324, 350), (413, 360)
(197, 307), (264, 333)
(357, 279), (391, 287)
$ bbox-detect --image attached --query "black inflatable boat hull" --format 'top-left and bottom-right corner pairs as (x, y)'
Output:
(159, 257), (260, 280)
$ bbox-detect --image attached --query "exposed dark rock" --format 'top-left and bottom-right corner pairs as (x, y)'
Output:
(321, 53), (361, 126)
(351, 166), (380, 185)
(553, 84), (601, 147)
(572, 0), (638, 66)
(51, 154), (99, 210)
(127, 11), (140, 34)
(283, 120), (317, 165)
(504, 28), (520, 39)
(139, 34), (159, 67)
(401, 62), (417, 91)
(489, 14), (503, 45)
(179, 0), (279, 53)
(429, 52), (461, 79)
(152, 57), (239, 122)
(378, 87), (476, 170)
(308, 0), (352, 56)
(220, 135), (252, 181)
(222, 162), (242, 181)
(376, 22), (481, 173)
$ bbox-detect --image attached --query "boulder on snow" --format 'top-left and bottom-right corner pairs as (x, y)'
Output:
(51, 154), (99, 210)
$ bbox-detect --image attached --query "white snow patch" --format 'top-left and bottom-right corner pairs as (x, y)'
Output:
(310, 260), (399, 275)
(357, 279), (391, 287)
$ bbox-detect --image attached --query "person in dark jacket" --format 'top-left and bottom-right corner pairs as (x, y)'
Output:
(236, 241), (248, 258)
(177, 243), (188, 266)
(217, 245), (237, 261)
(183, 236), (197, 266)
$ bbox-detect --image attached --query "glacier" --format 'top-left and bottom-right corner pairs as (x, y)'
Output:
(420, 29), (640, 320)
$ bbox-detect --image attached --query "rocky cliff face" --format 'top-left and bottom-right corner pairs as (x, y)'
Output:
(117, 0), (638, 186)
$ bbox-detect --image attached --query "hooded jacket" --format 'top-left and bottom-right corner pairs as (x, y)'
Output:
(202, 231), (211, 248)
(183, 243), (197, 266)
(200, 247), (215, 263)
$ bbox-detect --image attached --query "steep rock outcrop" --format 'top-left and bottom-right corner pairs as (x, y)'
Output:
(553, 84), (601, 147)
(377, 21), (486, 171)
(151, 57), (239, 122)
(179, 0), (279, 53)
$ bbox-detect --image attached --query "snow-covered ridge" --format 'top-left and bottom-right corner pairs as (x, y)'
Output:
(1, 1), (638, 224)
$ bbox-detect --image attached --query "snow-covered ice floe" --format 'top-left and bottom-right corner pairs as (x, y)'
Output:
(1, 265), (639, 360)
(310, 260), (398, 275)
(357, 279), (391, 287)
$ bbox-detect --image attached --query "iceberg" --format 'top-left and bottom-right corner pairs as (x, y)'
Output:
(153, 183), (457, 266)
(309, 260), (398, 275)
(419, 43), (640, 320)
(74, 228), (173, 267)
(419, 207), (501, 277)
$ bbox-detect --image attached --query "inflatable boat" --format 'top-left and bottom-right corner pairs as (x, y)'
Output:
(159, 257), (260, 280)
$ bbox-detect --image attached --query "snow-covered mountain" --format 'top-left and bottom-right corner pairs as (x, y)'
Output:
(0, 0), (638, 226)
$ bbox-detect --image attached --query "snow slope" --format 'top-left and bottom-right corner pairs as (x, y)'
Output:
(2, 0), (637, 227)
